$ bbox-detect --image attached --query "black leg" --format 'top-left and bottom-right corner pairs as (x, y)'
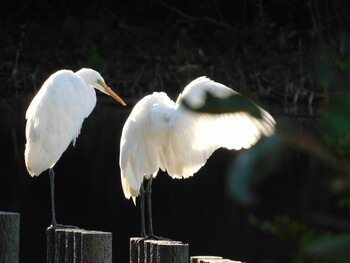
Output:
(146, 176), (154, 237)
(49, 168), (57, 227)
(145, 177), (169, 240)
(47, 168), (78, 230)
(140, 181), (147, 238)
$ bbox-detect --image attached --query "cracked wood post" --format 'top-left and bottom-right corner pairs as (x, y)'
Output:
(47, 228), (112, 263)
(0, 211), (20, 263)
(130, 237), (145, 263)
(130, 237), (189, 263)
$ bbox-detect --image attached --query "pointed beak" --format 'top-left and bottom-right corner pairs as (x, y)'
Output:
(103, 84), (126, 106)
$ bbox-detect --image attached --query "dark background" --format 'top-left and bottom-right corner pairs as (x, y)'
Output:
(1, 1), (350, 262)
(2, 0), (350, 98)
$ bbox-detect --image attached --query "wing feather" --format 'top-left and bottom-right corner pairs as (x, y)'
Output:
(119, 77), (276, 199)
(25, 70), (96, 176)
(120, 92), (172, 199)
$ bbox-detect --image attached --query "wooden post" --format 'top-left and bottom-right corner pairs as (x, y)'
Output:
(47, 228), (112, 263)
(47, 228), (55, 263)
(64, 229), (78, 263)
(152, 240), (189, 263)
(130, 237), (189, 263)
(190, 256), (223, 263)
(55, 230), (66, 262)
(0, 211), (20, 263)
(74, 230), (82, 263)
(80, 230), (113, 263)
(191, 256), (244, 263)
(143, 240), (155, 263)
(130, 237), (145, 263)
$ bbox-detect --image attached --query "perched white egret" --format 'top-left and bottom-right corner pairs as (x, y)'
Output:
(119, 76), (276, 238)
(25, 68), (126, 229)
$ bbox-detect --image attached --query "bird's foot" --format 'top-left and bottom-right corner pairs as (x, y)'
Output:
(47, 223), (79, 231)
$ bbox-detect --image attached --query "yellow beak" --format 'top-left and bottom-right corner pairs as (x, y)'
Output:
(103, 85), (126, 106)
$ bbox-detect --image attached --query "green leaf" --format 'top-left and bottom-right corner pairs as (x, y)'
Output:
(226, 135), (282, 205)
(337, 197), (350, 209)
(321, 93), (350, 160)
(181, 91), (263, 119)
(323, 93), (350, 133)
(304, 235), (350, 262)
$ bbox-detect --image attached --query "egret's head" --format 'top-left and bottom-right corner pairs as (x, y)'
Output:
(76, 68), (126, 106)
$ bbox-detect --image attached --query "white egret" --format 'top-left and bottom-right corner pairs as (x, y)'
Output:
(25, 68), (126, 229)
(119, 76), (276, 238)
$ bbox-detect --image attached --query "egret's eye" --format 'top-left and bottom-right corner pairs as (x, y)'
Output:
(97, 79), (105, 87)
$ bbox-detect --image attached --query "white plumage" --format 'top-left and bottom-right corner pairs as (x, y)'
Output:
(24, 68), (125, 227)
(25, 68), (126, 176)
(25, 70), (95, 175)
(119, 76), (276, 202)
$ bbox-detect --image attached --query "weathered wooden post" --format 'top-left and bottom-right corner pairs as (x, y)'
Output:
(190, 256), (223, 263)
(80, 230), (113, 263)
(191, 256), (244, 263)
(151, 240), (189, 263)
(74, 230), (82, 263)
(64, 229), (78, 262)
(130, 237), (145, 263)
(130, 237), (189, 263)
(47, 228), (112, 263)
(0, 211), (20, 263)
(47, 227), (55, 262)
(55, 229), (66, 262)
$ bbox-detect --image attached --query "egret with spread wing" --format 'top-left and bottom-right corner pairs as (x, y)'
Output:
(25, 68), (126, 229)
(119, 76), (275, 238)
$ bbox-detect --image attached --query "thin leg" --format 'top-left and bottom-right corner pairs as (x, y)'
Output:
(146, 177), (168, 240)
(49, 168), (57, 227)
(146, 176), (154, 237)
(140, 181), (147, 238)
(47, 168), (78, 230)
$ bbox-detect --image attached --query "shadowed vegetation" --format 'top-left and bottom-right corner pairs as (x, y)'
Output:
(2, 0), (350, 262)
(2, 0), (350, 106)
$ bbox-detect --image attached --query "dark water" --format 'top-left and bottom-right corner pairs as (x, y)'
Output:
(0, 95), (326, 263)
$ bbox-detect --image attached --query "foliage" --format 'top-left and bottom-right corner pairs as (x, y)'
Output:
(227, 134), (282, 205)
(185, 87), (350, 262)
(2, 0), (350, 101)
(2, 1), (350, 261)
(305, 234), (350, 263)
(321, 93), (350, 163)
(249, 215), (324, 263)
(249, 215), (350, 263)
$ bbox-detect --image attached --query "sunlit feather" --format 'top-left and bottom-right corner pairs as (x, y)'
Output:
(119, 76), (276, 201)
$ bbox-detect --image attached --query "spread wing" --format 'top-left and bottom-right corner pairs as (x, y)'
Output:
(119, 77), (276, 201)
